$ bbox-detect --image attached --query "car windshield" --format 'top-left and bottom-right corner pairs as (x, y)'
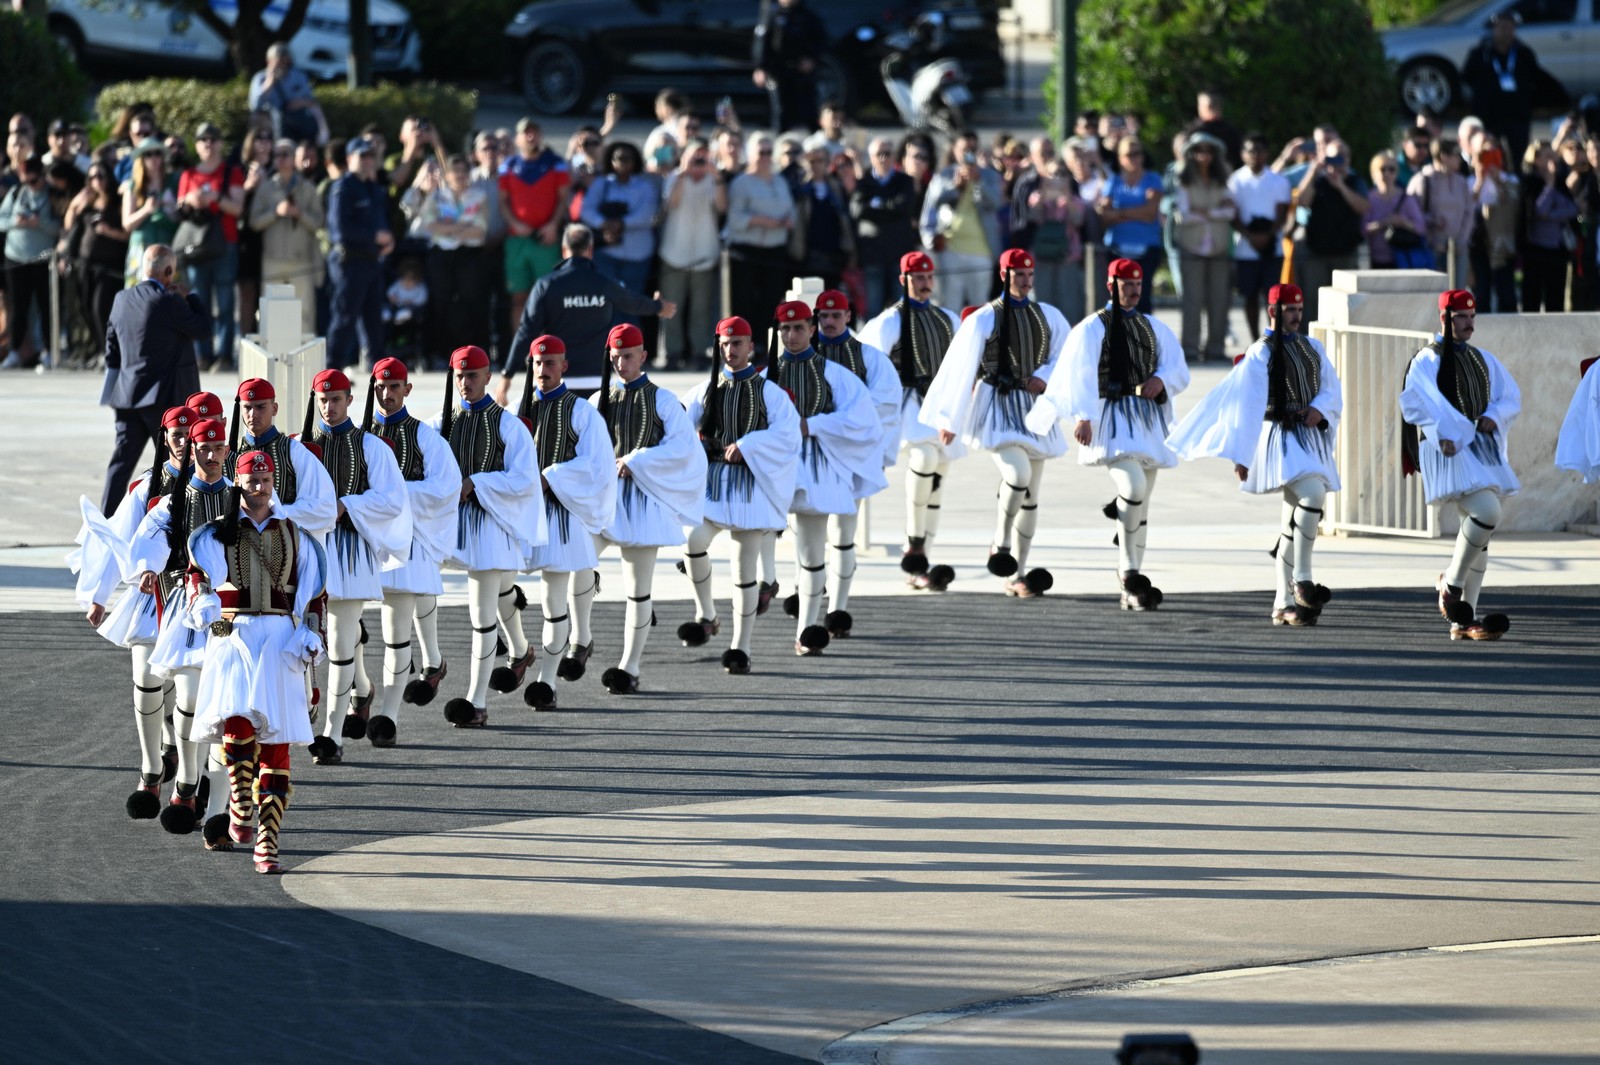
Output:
(1416, 0), (1500, 24)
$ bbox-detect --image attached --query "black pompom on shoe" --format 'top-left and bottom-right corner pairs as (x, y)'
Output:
(797, 625), (830, 654)
(987, 549), (1019, 577)
(824, 609), (853, 637)
(677, 619), (712, 647)
(367, 715), (397, 748)
(524, 681), (557, 711)
(924, 564), (956, 591)
(341, 708), (368, 740)
(308, 736), (343, 765)
(782, 592), (800, 618)
(126, 784), (160, 820)
(557, 643), (591, 682)
(443, 697), (477, 725)
(1024, 568), (1054, 595)
(404, 662), (446, 705)
(159, 797), (198, 835)
(721, 649), (750, 675)
(202, 814), (232, 850)
(900, 550), (930, 575)
(1120, 571), (1152, 595)
(488, 665), (519, 692)
(1482, 612), (1510, 636)
(601, 667), (639, 694)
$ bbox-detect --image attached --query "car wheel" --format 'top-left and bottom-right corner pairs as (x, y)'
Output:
(1399, 58), (1455, 115)
(520, 38), (590, 115)
(49, 17), (85, 68)
(815, 54), (854, 112)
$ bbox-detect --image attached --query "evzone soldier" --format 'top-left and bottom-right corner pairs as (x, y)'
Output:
(574, 324), (705, 695)
(184, 449), (328, 873)
(126, 416), (237, 835)
(767, 299), (883, 652)
(432, 344), (544, 728)
(678, 316), (800, 674)
(70, 404), (198, 819)
(226, 378), (338, 540)
(1400, 289), (1522, 641)
(1555, 356), (1600, 484)
(857, 251), (961, 591)
(298, 368), (412, 766)
(1031, 258), (1190, 610)
(923, 248), (1070, 597)
(1168, 284), (1343, 625)
(807, 289), (899, 635)
(350, 358), (461, 747)
(499, 334), (615, 712)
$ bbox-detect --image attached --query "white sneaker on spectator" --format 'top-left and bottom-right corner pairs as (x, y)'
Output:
(0, 351), (24, 370)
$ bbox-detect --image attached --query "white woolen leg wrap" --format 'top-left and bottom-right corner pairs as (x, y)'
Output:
(350, 617), (373, 699)
(131, 645), (166, 778)
(1274, 495), (1296, 609)
(1108, 458), (1149, 575)
(1013, 458), (1046, 572)
(1463, 550), (1489, 610)
(792, 513), (829, 632)
(620, 546), (657, 676)
(905, 442), (941, 541)
(413, 594), (442, 670)
(204, 746), (228, 820)
(760, 529), (778, 586)
(569, 569), (598, 649)
(321, 599), (365, 740)
(924, 460), (950, 545)
(497, 572), (529, 659)
(1288, 476), (1327, 585)
(1445, 489), (1502, 591)
(1131, 467), (1158, 572)
(171, 667), (202, 788)
(537, 571), (572, 686)
(730, 530), (762, 653)
(378, 591), (416, 723)
(685, 522), (719, 623)
(991, 446), (1031, 551)
(826, 511), (859, 612)
(466, 570), (504, 708)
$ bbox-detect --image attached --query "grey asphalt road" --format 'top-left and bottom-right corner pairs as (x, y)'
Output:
(2, 585), (1596, 1063)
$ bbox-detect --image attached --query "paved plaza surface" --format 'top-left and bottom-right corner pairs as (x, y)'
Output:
(2, 353), (1598, 1062)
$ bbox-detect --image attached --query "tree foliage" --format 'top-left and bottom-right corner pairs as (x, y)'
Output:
(0, 10), (89, 128)
(1364, 0), (1452, 28)
(1067, 0), (1396, 169)
(167, 0), (312, 77)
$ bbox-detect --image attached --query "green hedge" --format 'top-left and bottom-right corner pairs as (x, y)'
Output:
(0, 10), (89, 130)
(95, 78), (480, 153)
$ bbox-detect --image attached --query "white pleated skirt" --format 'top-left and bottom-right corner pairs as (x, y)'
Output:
(604, 478), (687, 547)
(191, 615), (314, 746)
(1078, 394), (1178, 469)
(1418, 430), (1520, 504)
(967, 381), (1067, 459)
(526, 498), (600, 573)
(450, 500), (528, 573)
(382, 549), (446, 596)
(323, 525), (385, 601)
(150, 589), (208, 675)
(703, 461), (786, 531)
(791, 438), (859, 516)
(1244, 420), (1342, 494)
(99, 586), (160, 648)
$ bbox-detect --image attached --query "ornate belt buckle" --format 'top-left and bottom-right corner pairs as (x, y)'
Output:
(210, 618), (235, 637)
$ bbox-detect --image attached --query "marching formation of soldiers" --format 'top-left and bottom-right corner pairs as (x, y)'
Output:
(71, 248), (1600, 875)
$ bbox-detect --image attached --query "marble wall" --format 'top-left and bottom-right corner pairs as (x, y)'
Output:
(1318, 270), (1600, 534)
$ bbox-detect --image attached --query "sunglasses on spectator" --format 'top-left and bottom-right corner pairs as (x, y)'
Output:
(872, 150), (893, 157)
(756, 148), (774, 156)
(689, 156), (710, 165)
(197, 135), (219, 143)
(1381, 165), (1398, 173)
(582, 138), (600, 148)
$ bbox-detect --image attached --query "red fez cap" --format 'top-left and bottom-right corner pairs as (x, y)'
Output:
(530, 334), (566, 357)
(1268, 284), (1303, 306)
(1439, 289), (1476, 312)
(775, 300), (811, 322)
(185, 391), (223, 419)
(716, 316), (752, 338)
(1109, 258), (1143, 281)
(237, 378), (275, 402)
(189, 418), (226, 444)
(162, 406), (199, 430)
(606, 323), (644, 350)
(900, 251), (935, 275)
(960, 305), (982, 321)
(313, 368), (353, 393)
(450, 345), (490, 370)
(372, 357), (408, 382)
(235, 449), (275, 475)
(998, 248), (1035, 270)
(814, 290), (850, 312)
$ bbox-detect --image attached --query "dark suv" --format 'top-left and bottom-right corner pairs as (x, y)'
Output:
(504, 0), (1004, 115)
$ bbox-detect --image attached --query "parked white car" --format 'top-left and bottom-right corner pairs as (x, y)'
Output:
(47, 0), (422, 81)
(1383, 0), (1599, 114)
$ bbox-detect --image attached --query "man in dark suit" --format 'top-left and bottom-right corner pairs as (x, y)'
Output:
(100, 244), (208, 515)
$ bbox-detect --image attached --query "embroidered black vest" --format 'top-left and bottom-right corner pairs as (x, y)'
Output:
(1431, 339), (1491, 421)
(772, 354), (833, 418)
(889, 302), (954, 397)
(158, 482), (234, 606)
(1097, 307), (1158, 399)
(447, 403), (508, 477)
(372, 413), (426, 481)
(309, 423), (371, 500)
(819, 335), (868, 383)
(217, 518), (298, 615)
(1263, 334), (1322, 422)
(703, 374), (769, 461)
(530, 391), (581, 470)
(982, 299), (1051, 386)
(606, 382), (665, 457)
(227, 432), (299, 504)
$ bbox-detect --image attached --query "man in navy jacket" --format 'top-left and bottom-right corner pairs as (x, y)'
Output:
(100, 243), (208, 515)
(326, 137), (394, 370)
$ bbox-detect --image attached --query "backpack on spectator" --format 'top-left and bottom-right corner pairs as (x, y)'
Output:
(173, 163), (234, 266)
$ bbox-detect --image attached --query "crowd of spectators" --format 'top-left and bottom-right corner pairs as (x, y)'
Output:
(1, 34), (1597, 375)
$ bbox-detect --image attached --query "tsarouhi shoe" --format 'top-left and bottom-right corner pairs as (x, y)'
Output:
(721, 649), (751, 675)
(308, 736), (343, 766)
(676, 617), (719, 647)
(524, 681), (557, 712)
(403, 660), (448, 705)
(556, 643), (592, 681)
(366, 715), (397, 747)
(601, 667), (639, 695)
(489, 648), (535, 693)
